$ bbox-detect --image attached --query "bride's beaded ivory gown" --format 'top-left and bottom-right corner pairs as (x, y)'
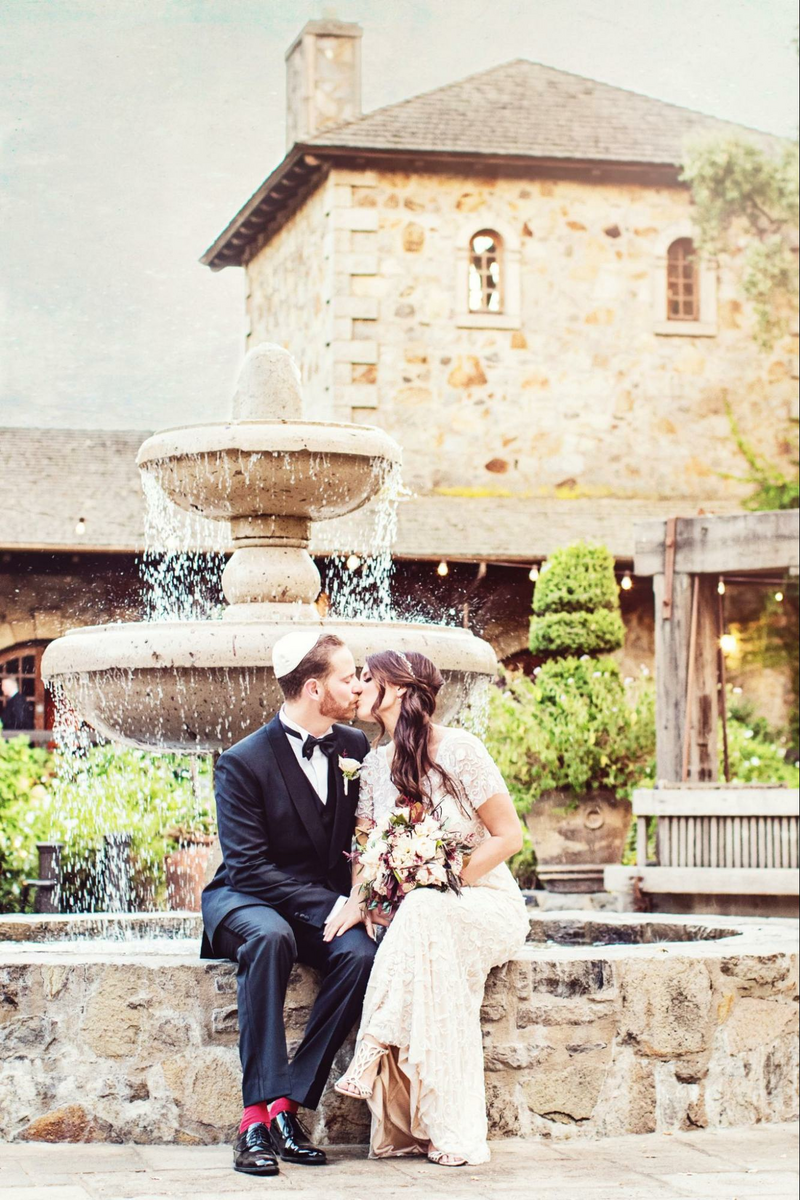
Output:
(353, 727), (530, 1164)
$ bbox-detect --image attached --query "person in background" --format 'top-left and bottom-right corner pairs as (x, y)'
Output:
(1, 677), (33, 731)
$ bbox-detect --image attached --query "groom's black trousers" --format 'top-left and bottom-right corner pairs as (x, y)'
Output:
(214, 904), (376, 1109)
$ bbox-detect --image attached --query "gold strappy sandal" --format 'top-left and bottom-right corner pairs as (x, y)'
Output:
(428, 1147), (468, 1167)
(334, 1038), (389, 1099)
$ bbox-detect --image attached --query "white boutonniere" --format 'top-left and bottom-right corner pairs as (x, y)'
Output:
(339, 756), (362, 795)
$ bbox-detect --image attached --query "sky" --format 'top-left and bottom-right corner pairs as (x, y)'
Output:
(1, 0), (798, 431)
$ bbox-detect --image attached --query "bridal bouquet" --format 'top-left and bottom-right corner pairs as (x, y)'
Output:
(354, 799), (475, 917)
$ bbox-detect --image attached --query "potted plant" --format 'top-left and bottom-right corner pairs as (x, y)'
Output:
(487, 541), (654, 892)
(164, 815), (217, 912)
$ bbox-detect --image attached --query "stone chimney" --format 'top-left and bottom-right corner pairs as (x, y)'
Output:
(285, 17), (362, 149)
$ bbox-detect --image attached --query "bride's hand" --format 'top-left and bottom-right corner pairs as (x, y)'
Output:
(323, 894), (365, 942)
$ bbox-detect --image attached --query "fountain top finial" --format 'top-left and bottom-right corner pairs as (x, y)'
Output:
(230, 343), (303, 421)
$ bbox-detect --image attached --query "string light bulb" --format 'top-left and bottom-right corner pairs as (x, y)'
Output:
(775, 591), (784, 603)
(720, 633), (738, 656)
(620, 573), (633, 591)
(345, 553), (361, 571)
(528, 564), (539, 582)
(75, 517), (86, 537)
(717, 578), (726, 595)
(436, 560), (449, 577)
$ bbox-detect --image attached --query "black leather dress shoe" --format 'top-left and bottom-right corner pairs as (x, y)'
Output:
(233, 1122), (280, 1175)
(268, 1111), (327, 1165)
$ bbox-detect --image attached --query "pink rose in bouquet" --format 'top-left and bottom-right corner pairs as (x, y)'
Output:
(353, 797), (476, 917)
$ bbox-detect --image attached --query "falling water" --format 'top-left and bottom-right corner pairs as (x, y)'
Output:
(139, 472), (227, 622)
(324, 459), (405, 621)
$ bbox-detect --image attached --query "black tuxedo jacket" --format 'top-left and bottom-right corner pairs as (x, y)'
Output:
(201, 714), (370, 958)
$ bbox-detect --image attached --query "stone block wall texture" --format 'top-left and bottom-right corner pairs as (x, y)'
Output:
(245, 176), (334, 421)
(1, 930), (796, 1145)
(245, 168), (797, 501)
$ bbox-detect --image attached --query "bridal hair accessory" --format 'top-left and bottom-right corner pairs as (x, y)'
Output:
(272, 631), (324, 678)
(396, 651), (416, 677)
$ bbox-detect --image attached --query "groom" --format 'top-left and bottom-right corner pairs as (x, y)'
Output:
(201, 631), (375, 1176)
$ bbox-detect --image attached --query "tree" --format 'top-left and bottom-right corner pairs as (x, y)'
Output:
(681, 133), (798, 347)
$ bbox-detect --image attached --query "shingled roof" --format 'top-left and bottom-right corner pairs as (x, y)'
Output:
(201, 58), (780, 270)
(1, 428), (743, 560)
(308, 58), (775, 163)
(0, 428), (148, 552)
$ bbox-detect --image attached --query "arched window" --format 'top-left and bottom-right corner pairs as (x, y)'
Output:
(468, 230), (503, 314)
(666, 237), (699, 322)
(0, 643), (52, 735)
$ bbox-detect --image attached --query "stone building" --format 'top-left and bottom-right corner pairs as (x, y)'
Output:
(1, 18), (795, 733)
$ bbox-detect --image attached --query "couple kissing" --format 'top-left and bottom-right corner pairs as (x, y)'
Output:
(201, 629), (529, 1175)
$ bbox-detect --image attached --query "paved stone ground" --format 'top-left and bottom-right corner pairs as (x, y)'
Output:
(0, 1124), (797, 1200)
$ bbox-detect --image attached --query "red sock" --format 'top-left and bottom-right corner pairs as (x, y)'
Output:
(239, 1102), (270, 1133)
(268, 1097), (299, 1123)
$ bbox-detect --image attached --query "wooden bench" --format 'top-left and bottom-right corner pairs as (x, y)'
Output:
(605, 784), (800, 898)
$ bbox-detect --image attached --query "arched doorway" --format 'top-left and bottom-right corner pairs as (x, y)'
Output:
(0, 642), (53, 736)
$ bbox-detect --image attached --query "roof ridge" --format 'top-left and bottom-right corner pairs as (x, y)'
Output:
(312, 55), (786, 143)
(509, 58), (786, 139)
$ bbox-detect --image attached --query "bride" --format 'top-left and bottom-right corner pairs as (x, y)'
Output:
(322, 649), (529, 1166)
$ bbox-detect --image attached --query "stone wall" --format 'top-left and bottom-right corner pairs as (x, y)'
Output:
(245, 166), (797, 502)
(245, 178), (335, 420)
(1, 914), (796, 1146)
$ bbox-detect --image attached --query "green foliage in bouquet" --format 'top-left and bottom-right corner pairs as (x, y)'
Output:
(530, 542), (625, 657)
(486, 661), (655, 816)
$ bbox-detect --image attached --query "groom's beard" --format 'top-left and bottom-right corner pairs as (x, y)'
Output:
(318, 684), (358, 723)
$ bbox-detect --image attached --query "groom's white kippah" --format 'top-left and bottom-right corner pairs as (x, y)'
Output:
(272, 630), (325, 678)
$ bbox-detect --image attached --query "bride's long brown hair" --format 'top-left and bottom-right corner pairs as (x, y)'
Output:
(365, 650), (464, 810)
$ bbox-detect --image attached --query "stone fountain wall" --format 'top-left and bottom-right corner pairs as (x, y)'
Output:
(0, 914), (796, 1145)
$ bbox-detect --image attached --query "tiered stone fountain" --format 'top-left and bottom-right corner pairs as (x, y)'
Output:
(41, 344), (496, 751)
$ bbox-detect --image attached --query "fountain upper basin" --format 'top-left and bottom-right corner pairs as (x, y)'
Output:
(137, 421), (402, 523)
(42, 619), (497, 752)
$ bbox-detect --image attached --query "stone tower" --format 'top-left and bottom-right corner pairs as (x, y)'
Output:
(285, 17), (362, 149)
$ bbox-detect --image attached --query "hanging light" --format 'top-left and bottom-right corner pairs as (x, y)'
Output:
(75, 517), (86, 537)
(775, 591), (784, 603)
(436, 560), (449, 577)
(528, 564), (539, 582)
(717, 578), (726, 595)
(620, 572), (633, 591)
(345, 553), (361, 571)
(720, 633), (738, 656)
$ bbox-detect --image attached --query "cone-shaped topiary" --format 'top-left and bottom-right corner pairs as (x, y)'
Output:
(530, 541), (625, 658)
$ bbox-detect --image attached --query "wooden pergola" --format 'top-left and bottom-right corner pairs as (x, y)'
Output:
(606, 510), (800, 907)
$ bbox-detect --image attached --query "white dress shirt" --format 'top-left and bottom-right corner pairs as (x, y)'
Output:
(279, 706), (331, 804)
(279, 706), (347, 922)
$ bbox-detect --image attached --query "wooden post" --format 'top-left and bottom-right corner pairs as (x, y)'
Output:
(688, 576), (720, 783)
(653, 571), (693, 781)
(655, 572), (719, 784)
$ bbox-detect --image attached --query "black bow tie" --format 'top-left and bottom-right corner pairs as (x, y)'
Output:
(282, 724), (338, 760)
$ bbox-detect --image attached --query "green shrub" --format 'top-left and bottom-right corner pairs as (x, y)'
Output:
(486, 661), (656, 816)
(533, 542), (621, 617)
(0, 740), (215, 913)
(724, 695), (799, 786)
(0, 735), (57, 911)
(529, 609), (626, 657)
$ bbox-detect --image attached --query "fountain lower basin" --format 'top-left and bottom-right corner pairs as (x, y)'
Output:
(1, 910), (796, 1145)
(42, 618), (497, 751)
